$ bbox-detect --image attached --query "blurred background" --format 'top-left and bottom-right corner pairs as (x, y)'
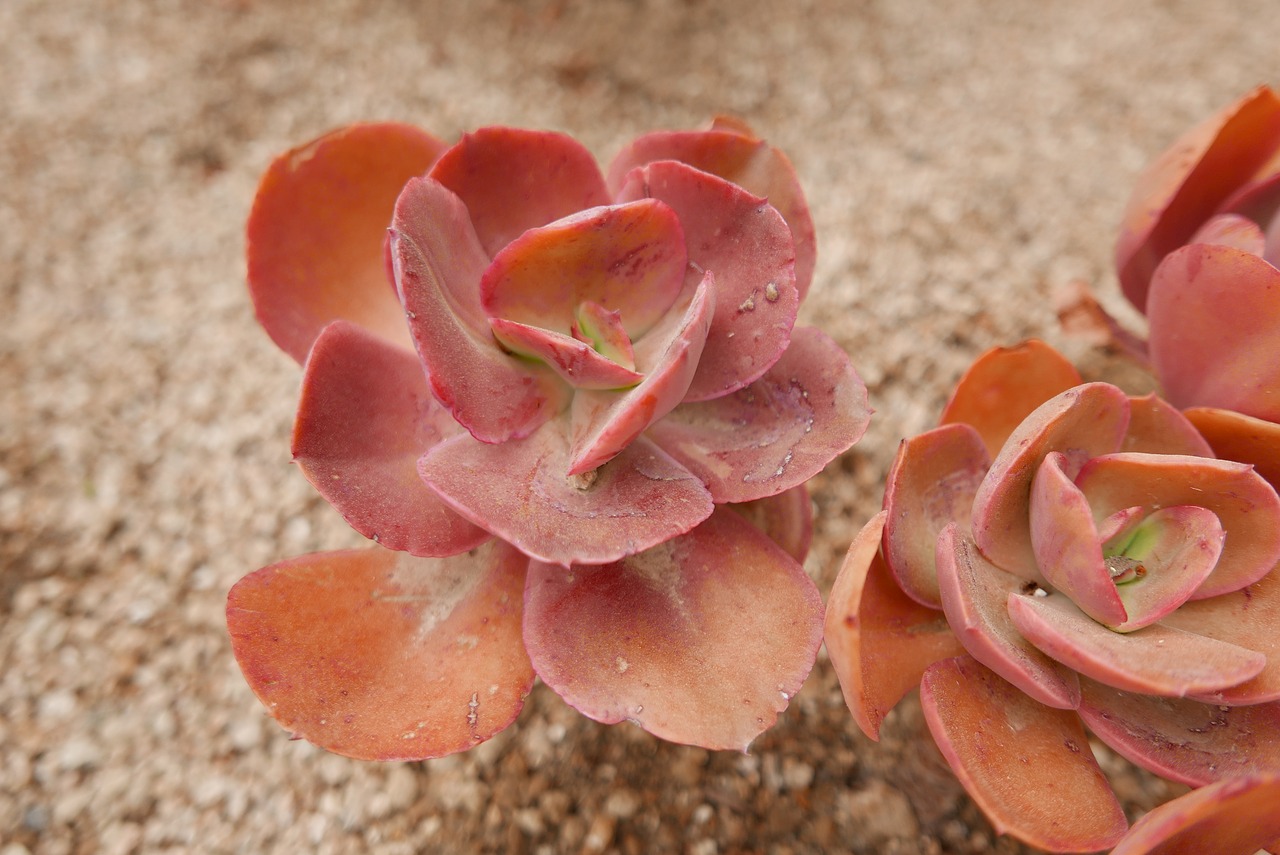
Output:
(2, 1), (1275, 852)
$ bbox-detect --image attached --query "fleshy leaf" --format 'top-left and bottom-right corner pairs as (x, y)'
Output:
(1147, 243), (1280, 422)
(728, 484), (813, 564)
(646, 326), (871, 504)
(226, 544), (533, 761)
(972, 383), (1131, 578)
(935, 524), (1081, 710)
(488, 318), (643, 390)
(824, 512), (965, 741)
(523, 508), (822, 751)
(919, 655), (1127, 852)
(1162, 570), (1280, 705)
(247, 122), (447, 363)
(939, 340), (1083, 458)
(1189, 212), (1267, 255)
(479, 199), (687, 340)
(292, 321), (489, 557)
(607, 122), (817, 298)
(428, 126), (610, 257)
(576, 300), (636, 370)
(419, 422), (713, 566)
(1075, 452), (1280, 600)
(881, 422), (990, 608)
(1106, 505), (1225, 632)
(1007, 592), (1265, 697)
(1185, 406), (1280, 488)
(1122, 394), (1216, 456)
(1078, 679), (1280, 786)
(1110, 773), (1280, 855)
(1115, 85), (1280, 311)
(616, 160), (799, 401)
(568, 273), (713, 474)
(392, 177), (568, 443)
(1030, 452), (1128, 626)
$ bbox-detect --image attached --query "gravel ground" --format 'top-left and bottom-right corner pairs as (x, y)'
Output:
(2, 1), (1275, 852)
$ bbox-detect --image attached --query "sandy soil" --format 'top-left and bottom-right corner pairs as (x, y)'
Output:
(2, 1), (1275, 852)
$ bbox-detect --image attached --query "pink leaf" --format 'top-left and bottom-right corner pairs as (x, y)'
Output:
(392, 177), (568, 443)
(1189, 212), (1267, 255)
(972, 383), (1131, 578)
(429, 126), (610, 257)
(1007, 592), (1265, 697)
(727, 485), (813, 564)
(1122, 394), (1216, 456)
(1147, 243), (1280, 422)
(939, 340), (1083, 459)
(1185, 406), (1280, 489)
(616, 161), (798, 401)
(1075, 452), (1280, 599)
(523, 508), (822, 751)
(1162, 570), (1280, 705)
(567, 274), (713, 474)
(292, 321), (490, 557)
(1110, 773), (1280, 855)
(607, 121), (817, 298)
(646, 326), (871, 504)
(881, 423), (990, 608)
(1115, 85), (1280, 311)
(226, 544), (533, 761)
(489, 318), (643, 390)
(479, 199), (687, 340)
(935, 524), (1082, 710)
(1078, 678), (1280, 786)
(577, 300), (636, 370)
(919, 655), (1128, 852)
(1107, 506), (1225, 632)
(419, 421), (713, 566)
(824, 512), (965, 740)
(247, 123), (447, 363)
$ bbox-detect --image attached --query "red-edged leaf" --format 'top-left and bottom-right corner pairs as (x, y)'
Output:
(429, 126), (610, 257)
(1007, 592), (1265, 697)
(1147, 243), (1280, 422)
(824, 512), (965, 740)
(568, 274), (713, 474)
(226, 544), (533, 761)
(919, 655), (1127, 852)
(524, 507), (822, 751)
(728, 484), (813, 564)
(646, 326), (871, 504)
(607, 122), (817, 298)
(939, 340), (1083, 458)
(1076, 452), (1280, 599)
(1185, 406), (1280, 489)
(292, 321), (489, 557)
(577, 300), (636, 370)
(1030, 452), (1128, 626)
(1078, 679), (1280, 786)
(1163, 570), (1280, 705)
(881, 423), (990, 608)
(1116, 85), (1280, 311)
(479, 199), (687, 340)
(972, 383), (1130, 578)
(616, 160), (798, 401)
(247, 123), (447, 363)
(1110, 773), (1280, 855)
(1106, 506), (1225, 632)
(392, 177), (568, 443)
(419, 421), (713, 567)
(489, 318), (643, 390)
(935, 524), (1081, 710)
(1122, 394), (1216, 456)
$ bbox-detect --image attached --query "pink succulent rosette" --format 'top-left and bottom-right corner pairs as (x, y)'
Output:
(824, 341), (1280, 853)
(1114, 84), (1280, 489)
(228, 120), (870, 760)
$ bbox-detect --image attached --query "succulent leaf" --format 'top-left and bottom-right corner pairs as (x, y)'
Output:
(488, 317), (643, 390)
(226, 544), (533, 761)
(1122, 394), (1216, 456)
(1188, 212), (1267, 255)
(1110, 773), (1280, 855)
(1184, 406), (1280, 488)
(727, 484), (813, 563)
(522, 508), (822, 751)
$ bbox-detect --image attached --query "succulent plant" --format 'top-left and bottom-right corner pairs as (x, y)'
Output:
(1110, 773), (1280, 855)
(825, 340), (1280, 852)
(1108, 85), (1280, 488)
(228, 119), (871, 760)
